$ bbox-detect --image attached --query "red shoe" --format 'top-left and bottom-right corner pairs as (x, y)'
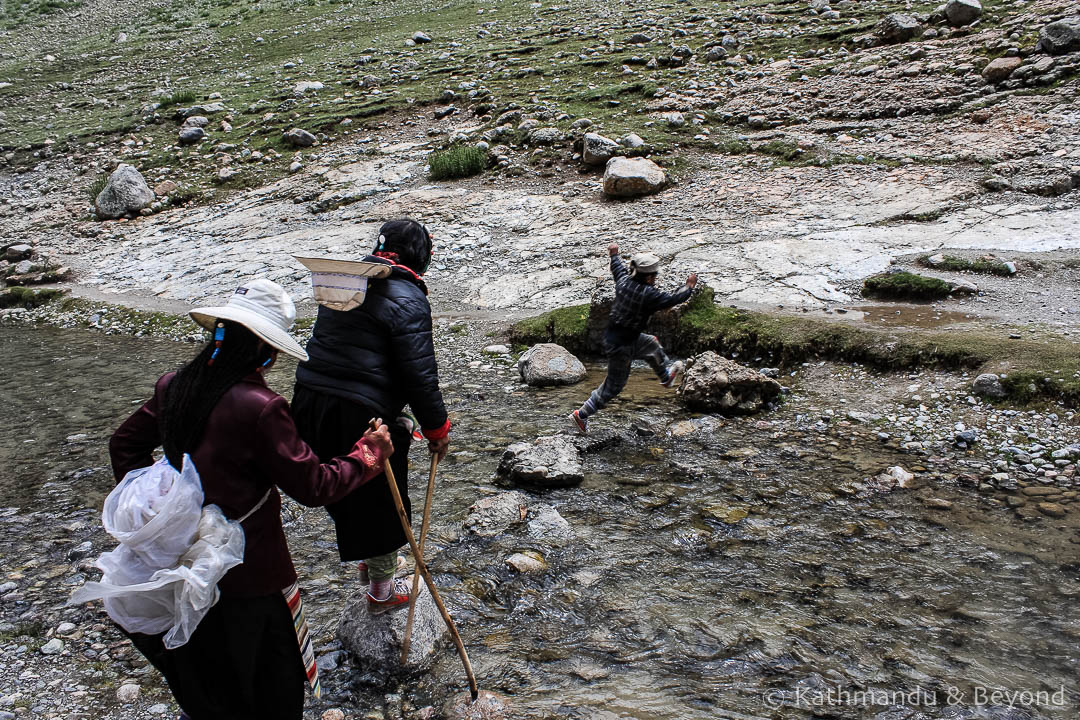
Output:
(367, 579), (411, 614)
(570, 410), (588, 434)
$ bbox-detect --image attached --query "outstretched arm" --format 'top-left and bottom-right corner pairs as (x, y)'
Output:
(646, 273), (698, 312)
(609, 243), (629, 284)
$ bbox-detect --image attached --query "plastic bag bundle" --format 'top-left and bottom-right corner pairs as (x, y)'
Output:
(71, 455), (246, 649)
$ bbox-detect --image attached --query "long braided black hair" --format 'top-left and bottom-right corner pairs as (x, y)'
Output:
(159, 320), (275, 469)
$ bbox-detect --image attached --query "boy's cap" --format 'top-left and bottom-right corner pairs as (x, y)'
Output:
(630, 252), (661, 275)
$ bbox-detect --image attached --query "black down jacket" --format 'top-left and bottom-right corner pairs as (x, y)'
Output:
(294, 257), (449, 437)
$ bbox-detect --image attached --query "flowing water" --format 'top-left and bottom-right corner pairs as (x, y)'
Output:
(1, 326), (1077, 719)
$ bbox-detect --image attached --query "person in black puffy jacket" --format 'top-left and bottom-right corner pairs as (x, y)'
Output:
(292, 219), (450, 612)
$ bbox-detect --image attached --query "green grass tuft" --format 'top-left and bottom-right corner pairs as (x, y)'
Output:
(428, 145), (487, 181)
(158, 89), (198, 108)
(863, 271), (951, 300)
(87, 173), (108, 202)
(917, 255), (1014, 276)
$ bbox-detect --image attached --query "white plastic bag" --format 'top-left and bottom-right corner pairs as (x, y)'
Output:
(70, 455), (246, 649)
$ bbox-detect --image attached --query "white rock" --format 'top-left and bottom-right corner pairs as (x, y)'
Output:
(506, 551), (546, 573)
(517, 343), (586, 386)
(293, 81), (325, 95)
(602, 157), (667, 197)
(40, 638), (63, 655)
(116, 684), (140, 703)
(887, 466), (915, 487)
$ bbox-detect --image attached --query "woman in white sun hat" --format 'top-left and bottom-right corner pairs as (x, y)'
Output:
(107, 278), (393, 720)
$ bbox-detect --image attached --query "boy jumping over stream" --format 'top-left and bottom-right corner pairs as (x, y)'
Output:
(571, 243), (698, 433)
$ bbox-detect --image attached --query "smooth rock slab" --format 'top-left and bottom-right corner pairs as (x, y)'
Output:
(517, 343), (586, 386)
(498, 436), (583, 487)
(338, 581), (448, 676)
(602, 156), (667, 197)
(95, 164), (154, 219)
(677, 351), (782, 414)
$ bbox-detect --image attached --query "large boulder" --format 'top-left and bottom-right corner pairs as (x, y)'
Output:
(982, 57), (1022, 83)
(283, 127), (317, 147)
(338, 581), (448, 677)
(602, 157), (666, 197)
(1038, 17), (1080, 55)
(582, 132), (620, 166)
(497, 436), (583, 488)
(177, 126), (206, 145)
(677, 351), (782, 414)
(945, 0), (982, 27)
(876, 13), (922, 43)
(94, 164), (155, 219)
(518, 343), (586, 386)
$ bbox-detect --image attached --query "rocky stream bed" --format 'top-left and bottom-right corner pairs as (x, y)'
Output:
(2, 0), (1080, 717)
(0, 321), (1078, 720)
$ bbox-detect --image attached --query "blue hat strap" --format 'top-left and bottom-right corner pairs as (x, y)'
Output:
(207, 323), (225, 366)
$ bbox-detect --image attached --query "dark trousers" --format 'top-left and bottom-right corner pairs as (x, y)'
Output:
(578, 333), (670, 419)
(290, 384), (412, 561)
(125, 592), (305, 720)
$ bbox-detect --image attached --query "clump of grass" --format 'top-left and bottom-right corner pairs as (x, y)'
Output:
(717, 138), (751, 155)
(428, 145), (487, 180)
(158, 89), (198, 109)
(0, 287), (64, 309)
(917, 255), (1014, 276)
(757, 140), (805, 162)
(87, 173), (109, 202)
(863, 271), (951, 300)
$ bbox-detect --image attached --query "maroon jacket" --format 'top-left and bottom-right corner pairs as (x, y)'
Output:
(109, 371), (384, 598)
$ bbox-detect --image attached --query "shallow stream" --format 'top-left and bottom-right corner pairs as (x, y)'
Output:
(1, 326), (1077, 719)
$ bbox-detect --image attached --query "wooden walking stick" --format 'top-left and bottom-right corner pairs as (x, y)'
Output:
(371, 421), (479, 701)
(400, 453), (438, 664)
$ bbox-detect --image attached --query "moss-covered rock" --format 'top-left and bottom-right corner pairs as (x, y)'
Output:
(862, 271), (951, 300)
(0, 287), (64, 309)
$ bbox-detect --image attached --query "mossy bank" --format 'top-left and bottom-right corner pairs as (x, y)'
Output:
(509, 288), (1080, 406)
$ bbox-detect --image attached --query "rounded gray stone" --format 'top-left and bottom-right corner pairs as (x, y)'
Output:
(517, 343), (586, 386)
(94, 164), (155, 219)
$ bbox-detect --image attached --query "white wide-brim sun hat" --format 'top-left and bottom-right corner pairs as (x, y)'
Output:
(190, 278), (309, 361)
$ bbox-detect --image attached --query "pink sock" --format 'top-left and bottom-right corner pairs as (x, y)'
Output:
(369, 578), (392, 601)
